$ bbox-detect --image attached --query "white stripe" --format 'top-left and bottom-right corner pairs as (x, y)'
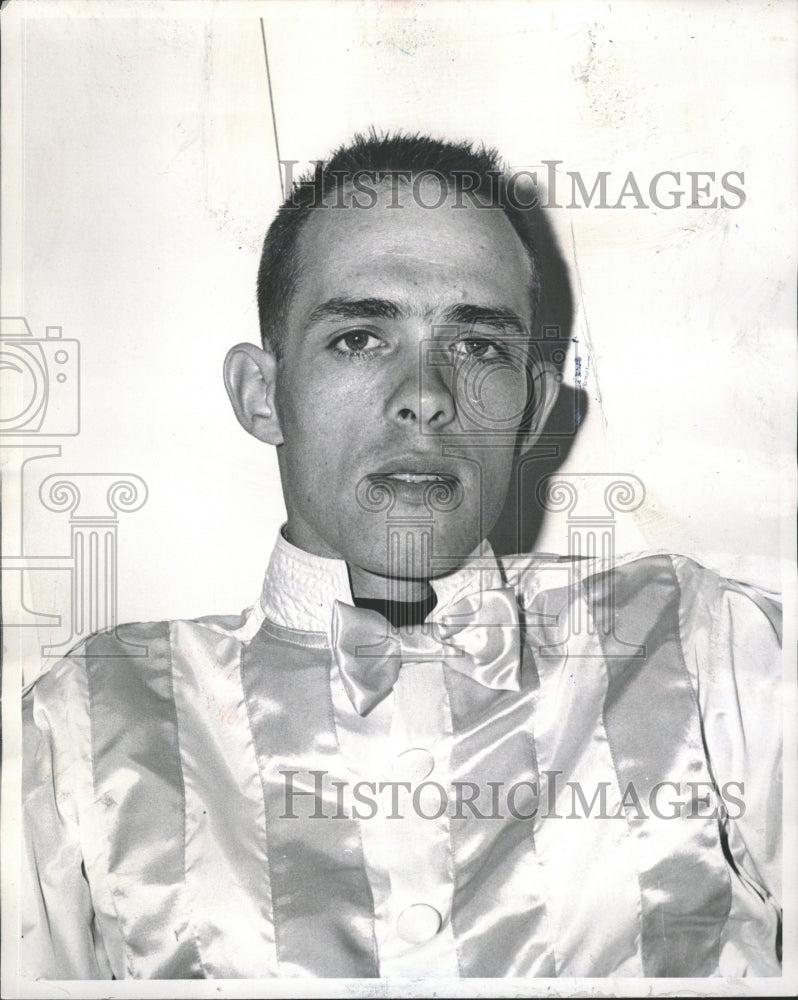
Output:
(170, 620), (279, 976)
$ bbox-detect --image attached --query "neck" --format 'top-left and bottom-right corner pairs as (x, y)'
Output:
(348, 563), (433, 603)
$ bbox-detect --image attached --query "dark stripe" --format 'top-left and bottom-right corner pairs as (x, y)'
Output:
(588, 556), (731, 976)
(85, 622), (204, 979)
(445, 647), (556, 977)
(241, 624), (379, 977)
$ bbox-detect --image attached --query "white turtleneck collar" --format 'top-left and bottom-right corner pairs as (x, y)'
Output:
(258, 528), (505, 635)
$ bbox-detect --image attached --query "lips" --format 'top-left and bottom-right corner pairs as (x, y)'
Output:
(370, 453), (464, 482)
(380, 472), (452, 484)
(362, 456), (465, 511)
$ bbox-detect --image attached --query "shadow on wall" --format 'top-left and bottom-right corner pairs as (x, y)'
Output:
(490, 194), (588, 556)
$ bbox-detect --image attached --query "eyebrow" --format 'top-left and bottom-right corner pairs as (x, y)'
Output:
(306, 297), (400, 326)
(306, 297), (527, 334)
(440, 304), (527, 335)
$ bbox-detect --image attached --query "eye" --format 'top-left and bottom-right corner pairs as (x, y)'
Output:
(452, 338), (506, 361)
(330, 328), (385, 357)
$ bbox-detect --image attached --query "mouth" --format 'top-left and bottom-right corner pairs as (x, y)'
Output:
(362, 460), (465, 511)
(379, 472), (453, 484)
(370, 453), (464, 481)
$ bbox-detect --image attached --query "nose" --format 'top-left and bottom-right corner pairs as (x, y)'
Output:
(386, 344), (456, 431)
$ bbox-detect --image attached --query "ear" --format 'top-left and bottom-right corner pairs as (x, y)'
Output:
(223, 342), (284, 445)
(518, 361), (560, 453)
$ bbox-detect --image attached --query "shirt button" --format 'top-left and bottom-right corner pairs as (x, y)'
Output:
(396, 903), (442, 944)
(392, 747), (434, 783)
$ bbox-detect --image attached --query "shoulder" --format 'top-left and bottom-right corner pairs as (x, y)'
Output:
(497, 548), (678, 608)
(498, 549), (781, 641)
(23, 621), (171, 750)
(25, 620), (172, 703)
(23, 605), (258, 730)
(666, 553), (781, 641)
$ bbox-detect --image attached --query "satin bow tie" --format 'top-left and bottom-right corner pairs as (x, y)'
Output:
(331, 588), (521, 715)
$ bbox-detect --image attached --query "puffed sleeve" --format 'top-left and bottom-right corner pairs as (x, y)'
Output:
(21, 664), (112, 980)
(672, 555), (783, 907)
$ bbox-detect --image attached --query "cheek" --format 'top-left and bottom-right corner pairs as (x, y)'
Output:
(277, 372), (338, 444)
(453, 364), (530, 431)
(278, 364), (376, 428)
(467, 445), (515, 519)
(277, 373), (369, 492)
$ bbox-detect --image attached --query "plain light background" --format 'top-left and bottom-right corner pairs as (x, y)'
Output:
(1, 0), (795, 673)
(2, 5), (797, 997)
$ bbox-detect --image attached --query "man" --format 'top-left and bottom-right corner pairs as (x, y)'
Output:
(22, 132), (782, 980)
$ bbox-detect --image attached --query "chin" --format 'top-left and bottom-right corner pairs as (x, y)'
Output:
(349, 518), (486, 581)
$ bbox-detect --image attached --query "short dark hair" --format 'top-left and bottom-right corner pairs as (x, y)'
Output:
(256, 129), (543, 358)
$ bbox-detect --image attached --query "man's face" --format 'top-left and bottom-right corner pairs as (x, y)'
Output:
(269, 180), (548, 579)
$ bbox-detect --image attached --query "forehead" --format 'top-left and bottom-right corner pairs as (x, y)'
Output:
(288, 179), (535, 327)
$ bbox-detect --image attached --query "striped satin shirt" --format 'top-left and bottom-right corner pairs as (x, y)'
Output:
(21, 535), (782, 979)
